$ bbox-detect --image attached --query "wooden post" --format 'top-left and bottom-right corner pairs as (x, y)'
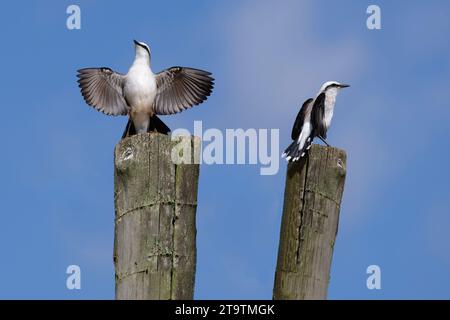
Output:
(113, 133), (199, 300)
(273, 144), (347, 300)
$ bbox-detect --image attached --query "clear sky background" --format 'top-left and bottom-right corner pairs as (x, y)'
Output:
(0, 0), (449, 299)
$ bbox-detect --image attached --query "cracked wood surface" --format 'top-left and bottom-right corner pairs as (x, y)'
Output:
(273, 144), (347, 300)
(114, 133), (199, 300)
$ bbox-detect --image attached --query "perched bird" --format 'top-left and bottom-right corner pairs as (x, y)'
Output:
(77, 40), (214, 138)
(282, 81), (349, 162)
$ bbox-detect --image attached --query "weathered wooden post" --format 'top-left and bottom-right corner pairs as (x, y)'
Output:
(273, 144), (346, 300)
(113, 133), (200, 300)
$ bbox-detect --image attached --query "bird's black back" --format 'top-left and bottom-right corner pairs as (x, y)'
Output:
(311, 92), (327, 139)
(291, 98), (313, 140)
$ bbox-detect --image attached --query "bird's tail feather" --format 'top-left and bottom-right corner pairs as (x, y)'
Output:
(121, 118), (136, 139)
(121, 115), (171, 139)
(282, 138), (313, 162)
(148, 115), (171, 135)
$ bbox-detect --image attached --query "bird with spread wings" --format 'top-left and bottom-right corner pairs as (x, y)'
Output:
(77, 40), (214, 138)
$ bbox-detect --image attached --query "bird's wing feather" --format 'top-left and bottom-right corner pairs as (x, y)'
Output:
(154, 67), (214, 115)
(311, 92), (327, 139)
(291, 98), (313, 140)
(77, 68), (128, 116)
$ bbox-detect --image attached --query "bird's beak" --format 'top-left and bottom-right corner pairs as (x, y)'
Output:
(339, 84), (350, 88)
(133, 39), (139, 46)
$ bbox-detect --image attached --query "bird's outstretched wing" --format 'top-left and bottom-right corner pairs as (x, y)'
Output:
(291, 98), (314, 140)
(154, 67), (214, 115)
(77, 68), (128, 116)
(311, 92), (327, 139)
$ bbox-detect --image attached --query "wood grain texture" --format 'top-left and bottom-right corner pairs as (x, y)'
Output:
(273, 144), (347, 300)
(114, 133), (199, 300)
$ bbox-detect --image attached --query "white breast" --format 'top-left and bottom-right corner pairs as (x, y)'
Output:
(124, 65), (157, 115)
(324, 88), (338, 128)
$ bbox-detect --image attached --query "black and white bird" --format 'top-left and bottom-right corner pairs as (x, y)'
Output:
(282, 81), (349, 162)
(77, 40), (214, 138)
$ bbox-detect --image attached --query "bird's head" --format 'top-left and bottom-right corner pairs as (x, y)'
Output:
(319, 81), (350, 93)
(133, 40), (151, 62)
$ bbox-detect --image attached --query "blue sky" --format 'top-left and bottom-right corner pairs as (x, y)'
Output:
(0, 0), (450, 299)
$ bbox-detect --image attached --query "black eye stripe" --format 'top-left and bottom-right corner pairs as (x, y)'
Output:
(325, 83), (340, 89)
(137, 43), (150, 55)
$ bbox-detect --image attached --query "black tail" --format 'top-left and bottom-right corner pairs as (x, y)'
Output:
(121, 115), (171, 139)
(148, 115), (171, 134)
(282, 137), (313, 162)
(121, 118), (136, 139)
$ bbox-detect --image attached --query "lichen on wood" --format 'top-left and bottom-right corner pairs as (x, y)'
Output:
(273, 144), (347, 300)
(114, 133), (199, 300)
